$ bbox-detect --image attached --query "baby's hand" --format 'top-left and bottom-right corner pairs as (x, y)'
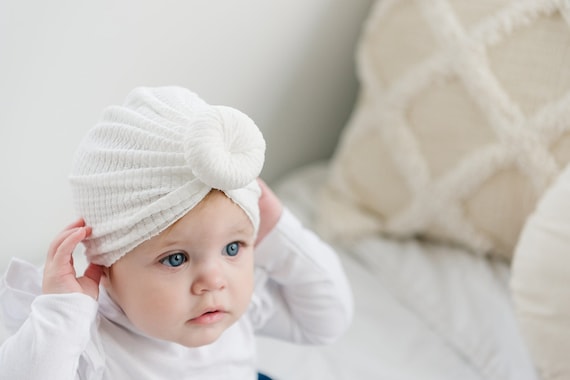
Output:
(42, 219), (104, 300)
(255, 179), (283, 245)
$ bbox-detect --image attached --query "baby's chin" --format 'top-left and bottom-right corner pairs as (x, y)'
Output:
(148, 318), (241, 348)
(168, 328), (229, 348)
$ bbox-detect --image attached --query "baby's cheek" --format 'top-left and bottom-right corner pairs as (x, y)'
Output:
(238, 269), (256, 310)
(127, 288), (177, 323)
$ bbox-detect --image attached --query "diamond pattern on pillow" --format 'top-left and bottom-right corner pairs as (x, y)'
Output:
(318, 0), (570, 260)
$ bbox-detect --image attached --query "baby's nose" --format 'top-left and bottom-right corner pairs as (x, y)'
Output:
(190, 260), (226, 294)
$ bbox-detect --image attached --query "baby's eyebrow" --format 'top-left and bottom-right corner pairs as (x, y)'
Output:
(137, 234), (181, 257)
(230, 222), (254, 237)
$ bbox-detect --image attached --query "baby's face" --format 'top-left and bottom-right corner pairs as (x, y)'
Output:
(103, 190), (256, 347)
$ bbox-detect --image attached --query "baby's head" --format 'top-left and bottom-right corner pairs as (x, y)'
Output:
(69, 86), (265, 346)
(70, 86), (265, 266)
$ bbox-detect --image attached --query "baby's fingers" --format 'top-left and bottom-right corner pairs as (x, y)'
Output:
(51, 227), (89, 267)
(62, 218), (86, 231)
(43, 226), (91, 296)
(47, 219), (86, 259)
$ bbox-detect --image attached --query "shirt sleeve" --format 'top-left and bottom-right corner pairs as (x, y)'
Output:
(0, 292), (99, 380)
(250, 208), (353, 345)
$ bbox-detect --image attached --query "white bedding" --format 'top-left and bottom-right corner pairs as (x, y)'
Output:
(256, 163), (538, 380)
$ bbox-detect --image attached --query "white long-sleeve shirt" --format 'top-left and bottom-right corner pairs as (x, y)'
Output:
(0, 209), (352, 380)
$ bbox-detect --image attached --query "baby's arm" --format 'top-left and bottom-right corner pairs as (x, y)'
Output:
(252, 181), (353, 344)
(0, 220), (101, 380)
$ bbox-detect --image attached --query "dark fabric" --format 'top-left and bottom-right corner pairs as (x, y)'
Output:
(258, 373), (272, 380)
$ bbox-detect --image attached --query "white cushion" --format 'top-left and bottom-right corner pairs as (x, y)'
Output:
(511, 163), (570, 379)
(318, 0), (570, 260)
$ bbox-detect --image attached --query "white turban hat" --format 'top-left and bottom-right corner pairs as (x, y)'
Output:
(69, 86), (266, 266)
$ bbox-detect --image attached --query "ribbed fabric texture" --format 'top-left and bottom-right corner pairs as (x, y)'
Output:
(69, 86), (265, 266)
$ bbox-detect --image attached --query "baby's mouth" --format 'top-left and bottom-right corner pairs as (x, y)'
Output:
(188, 308), (227, 325)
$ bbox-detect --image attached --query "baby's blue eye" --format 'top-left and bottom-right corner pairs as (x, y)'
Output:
(224, 242), (240, 257)
(160, 253), (187, 267)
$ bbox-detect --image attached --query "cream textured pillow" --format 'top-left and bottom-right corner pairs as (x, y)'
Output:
(318, 0), (570, 260)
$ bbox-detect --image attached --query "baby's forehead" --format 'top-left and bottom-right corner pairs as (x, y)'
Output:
(138, 193), (254, 248)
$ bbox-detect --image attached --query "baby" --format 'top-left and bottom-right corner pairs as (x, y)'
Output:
(0, 87), (353, 379)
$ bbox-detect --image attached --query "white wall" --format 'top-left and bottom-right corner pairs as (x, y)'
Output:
(0, 1), (372, 270)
